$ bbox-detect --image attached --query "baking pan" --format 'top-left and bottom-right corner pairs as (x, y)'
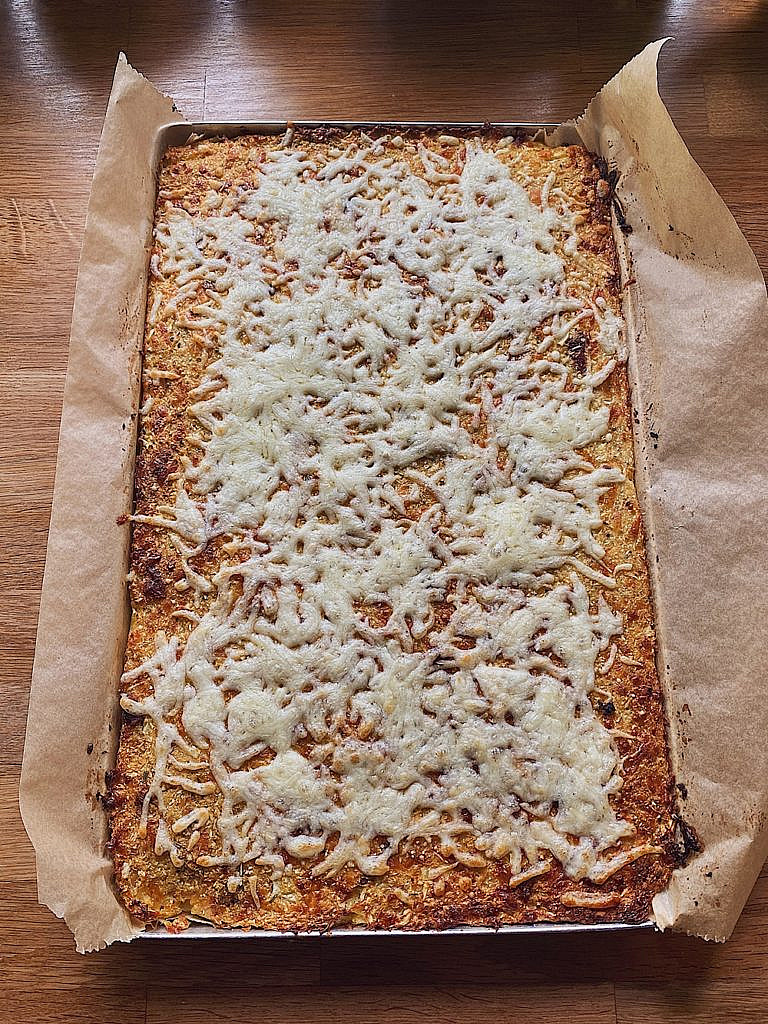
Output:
(137, 119), (652, 940)
(152, 119), (557, 165)
(142, 921), (652, 939)
(155, 117), (551, 144)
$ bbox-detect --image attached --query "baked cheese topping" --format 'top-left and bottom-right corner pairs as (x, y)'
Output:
(124, 135), (647, 885)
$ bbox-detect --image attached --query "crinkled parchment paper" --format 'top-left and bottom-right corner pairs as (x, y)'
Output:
(20, 42), (768, 951)
(19, 55), (176, 951)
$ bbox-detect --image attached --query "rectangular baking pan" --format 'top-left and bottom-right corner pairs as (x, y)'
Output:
(137, 119), (653, 940)
(154, 118), (551, 151)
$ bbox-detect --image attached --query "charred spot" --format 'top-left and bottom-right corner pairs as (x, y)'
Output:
(125, 900), (153, 923)
(215, 886), (239, 906)
(595, 157), (619, 193)
(566, 332), (588, 375)
(99, 789), (118, 810)
(147, 448), (178, 487)
(596, 699), (616, 716)
(669, 814), (702, 867)
(607, 271), (622, 294)
(121, 707), (145, 728)
(594, 158), (632, 234)
(143, 567), (167, 600)
(612, 197), (633, 235)
(676, 782), (688, 801)
(134, 547), (168, 601)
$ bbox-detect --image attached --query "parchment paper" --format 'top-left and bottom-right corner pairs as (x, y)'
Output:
(19, 42), (768, 951)
(19, 55), (177, 951)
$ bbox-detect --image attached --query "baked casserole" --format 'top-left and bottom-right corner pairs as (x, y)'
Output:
(108, 127), (677, 931)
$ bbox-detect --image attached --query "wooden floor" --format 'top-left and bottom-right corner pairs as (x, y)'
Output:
(2, 2), (767, 1021)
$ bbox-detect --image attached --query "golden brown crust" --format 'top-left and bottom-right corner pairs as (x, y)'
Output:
(109, 128), (676, 932)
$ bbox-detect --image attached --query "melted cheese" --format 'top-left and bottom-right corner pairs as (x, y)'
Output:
(124, 135), (641, 885)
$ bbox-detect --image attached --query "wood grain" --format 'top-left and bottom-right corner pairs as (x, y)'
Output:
(2, 1), (766, 1021)
(145, 985), (619, 1024)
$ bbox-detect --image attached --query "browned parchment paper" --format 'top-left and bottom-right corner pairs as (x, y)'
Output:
(19, 55), (177, 951)
(20, 43), (768, 951)
(564, 38), (768, 942)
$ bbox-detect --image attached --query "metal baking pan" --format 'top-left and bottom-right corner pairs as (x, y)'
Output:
(142, 921), (652, 939)
(137, 119), (653, 940)
(152, 119), (557, 163)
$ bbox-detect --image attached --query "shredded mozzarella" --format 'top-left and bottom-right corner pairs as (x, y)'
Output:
(124, 136), (639, 884)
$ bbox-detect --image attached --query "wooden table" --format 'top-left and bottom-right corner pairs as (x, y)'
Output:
(2, 2), (766, 1021)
